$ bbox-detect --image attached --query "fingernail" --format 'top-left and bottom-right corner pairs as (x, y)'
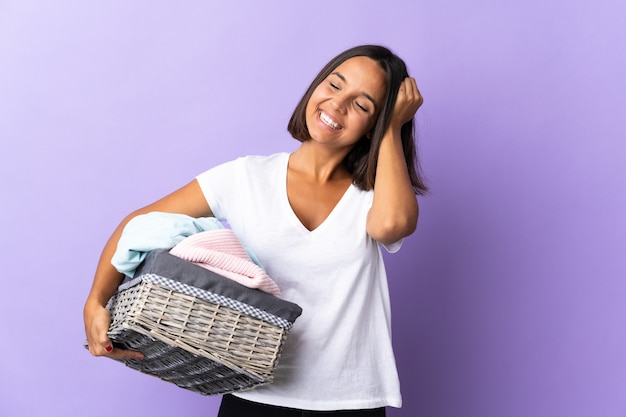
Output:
(105, 345), (113, 352)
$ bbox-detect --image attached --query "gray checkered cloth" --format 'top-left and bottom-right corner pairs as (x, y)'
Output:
(120, 273), (295, 330)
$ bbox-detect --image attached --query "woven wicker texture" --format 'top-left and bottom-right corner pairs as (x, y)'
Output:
(106, 278), (293, 395)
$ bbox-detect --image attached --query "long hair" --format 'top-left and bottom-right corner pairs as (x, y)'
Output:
(287, 45), (428, 195)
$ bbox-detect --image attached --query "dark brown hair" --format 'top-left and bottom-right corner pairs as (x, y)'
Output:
(288, 45), (428, 195)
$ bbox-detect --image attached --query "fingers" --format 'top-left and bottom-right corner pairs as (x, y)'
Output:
(85, 302), (144, 360)
(88, 344), (145, 360)
(86, 325), (144, 360)
(398, 77), (423, 107)
(107, 346), (145, 361)
(85, 307), (114, 356)
(87, 339), (144, 360)
(86, 330), (114, 356)
(391, 77), (423, 127)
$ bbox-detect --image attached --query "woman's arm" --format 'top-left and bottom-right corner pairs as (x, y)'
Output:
(83, 179), (212, 359)
(366, 77), (423, 246)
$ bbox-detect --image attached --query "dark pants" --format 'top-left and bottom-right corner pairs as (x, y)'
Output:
(218, 394), (387, 417)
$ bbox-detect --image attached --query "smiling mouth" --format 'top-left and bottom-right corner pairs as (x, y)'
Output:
(320, 111), (342, 130)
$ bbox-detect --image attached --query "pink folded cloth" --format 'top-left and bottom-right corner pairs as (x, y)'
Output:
(169, 229), (281, 297)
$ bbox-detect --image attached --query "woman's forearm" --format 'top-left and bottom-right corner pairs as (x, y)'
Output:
(367, 127), (419, 245)
(84, 179), (212, 358)
(84, 214), (133, 309)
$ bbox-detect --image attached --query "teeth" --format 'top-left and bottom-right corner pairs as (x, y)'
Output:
(320, 111), (340, 130)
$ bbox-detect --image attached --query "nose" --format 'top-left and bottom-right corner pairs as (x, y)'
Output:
(330, 94), (349, 114)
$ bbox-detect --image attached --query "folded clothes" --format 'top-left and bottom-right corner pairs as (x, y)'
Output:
(169, 229), (281, 297)
(111, 212), (225, 277)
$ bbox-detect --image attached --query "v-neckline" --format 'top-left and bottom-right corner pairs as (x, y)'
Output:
(281, 153), (354, 235)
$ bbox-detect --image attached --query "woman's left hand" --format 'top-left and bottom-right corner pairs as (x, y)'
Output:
(390, 77), (423, 129)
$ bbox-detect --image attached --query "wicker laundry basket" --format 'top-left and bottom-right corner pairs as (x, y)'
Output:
(100, 249), (302, 396)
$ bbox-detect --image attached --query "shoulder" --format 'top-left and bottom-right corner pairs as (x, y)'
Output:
(199, 153), (288, 177)
(348, 183), (375, 205)
(232, 153), (289, 175)
(238, 152), (289, 167)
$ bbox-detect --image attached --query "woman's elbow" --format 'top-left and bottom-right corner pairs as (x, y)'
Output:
(367, 214), (417, 246)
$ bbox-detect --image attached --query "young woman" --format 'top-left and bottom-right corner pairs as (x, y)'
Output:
(84, 44), (427, 416)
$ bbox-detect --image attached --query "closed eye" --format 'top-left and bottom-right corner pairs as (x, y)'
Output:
(355, 101), (369, 112)
(329, 81), (340, 90)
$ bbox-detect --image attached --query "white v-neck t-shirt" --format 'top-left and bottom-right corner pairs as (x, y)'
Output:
(196, 153), (402, 411)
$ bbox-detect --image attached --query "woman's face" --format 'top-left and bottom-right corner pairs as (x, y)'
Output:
(305, 56), (387, 150)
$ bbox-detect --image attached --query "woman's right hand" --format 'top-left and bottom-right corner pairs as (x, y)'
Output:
(84, 299), (144, 360)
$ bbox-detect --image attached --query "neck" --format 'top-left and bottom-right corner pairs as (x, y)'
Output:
(289, 141), (352, 183)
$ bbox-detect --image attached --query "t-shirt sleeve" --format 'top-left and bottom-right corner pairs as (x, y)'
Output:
(195, 157), (243, 221)
(362, 190), (404, 253)
(382, 239), (403, 253)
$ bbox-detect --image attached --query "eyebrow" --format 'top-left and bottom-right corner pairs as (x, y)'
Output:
(331, 71), (378, 110)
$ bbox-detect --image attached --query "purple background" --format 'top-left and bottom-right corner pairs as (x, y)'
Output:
(1, 1), (625, 416)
